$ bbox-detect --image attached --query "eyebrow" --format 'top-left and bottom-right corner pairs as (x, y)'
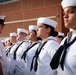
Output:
(67, 6), (76, 10)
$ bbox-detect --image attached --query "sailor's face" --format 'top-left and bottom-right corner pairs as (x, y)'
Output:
(63, 6), (76, 29)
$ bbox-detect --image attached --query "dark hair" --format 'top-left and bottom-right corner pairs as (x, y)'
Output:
(37, 37), (42, 41)
(52, 31), (58, 37)
(0, 19), (5, 25)
(33, 30), (37, 35)
(43, 24), (56, 36)
(32, 30), (42, 41)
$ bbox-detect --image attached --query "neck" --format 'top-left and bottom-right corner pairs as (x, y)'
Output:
(31, 40), (37, 44)
(72, 29), (76, 34)
(42, 36), (49, 42)
(31, 37), (38, 44)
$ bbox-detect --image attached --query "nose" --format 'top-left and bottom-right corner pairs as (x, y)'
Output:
(36, 27), (38, 31)
(63, 14), (69, 18)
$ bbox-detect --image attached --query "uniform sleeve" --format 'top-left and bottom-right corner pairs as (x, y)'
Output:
(0, 40), (8, 75)
(0, 41), (3, 57)
(21, 42), (29, 52)
(48, 42), (59, 58)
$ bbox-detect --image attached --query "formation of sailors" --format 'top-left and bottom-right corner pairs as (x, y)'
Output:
(1, 16), (65, 75)
(2, 17), (60, 75)
(1, 0), (76, 75)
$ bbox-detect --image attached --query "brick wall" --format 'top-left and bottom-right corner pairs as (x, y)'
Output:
(0, 0), (68, 37)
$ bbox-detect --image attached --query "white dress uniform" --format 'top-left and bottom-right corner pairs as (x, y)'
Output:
(57, 34), (76, 75)
(7, 41), (20, 75)
(0, 39), (8, 75)
(24, 40), (41, 75)
(57, 0), (76, 75)
(14, 40), (29, 75)
(36, 36), (59, 75)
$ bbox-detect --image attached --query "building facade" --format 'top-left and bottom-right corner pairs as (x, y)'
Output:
(0, 0), (69, 37)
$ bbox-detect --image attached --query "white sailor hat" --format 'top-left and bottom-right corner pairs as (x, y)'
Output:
(17, 28), (28, 35)
(58, 32), (64, 36)
(4, 39), (7, 42)
(29, 25), (37, 31)
(10, 32), (17, 37)
(61, 0), (76, 9)
(6, 38), (10, 41)
(1, 40), (4, 43)
(69, 28), (73, 32)
(0, 15), (5, 25)
(37, 17), (57, 28)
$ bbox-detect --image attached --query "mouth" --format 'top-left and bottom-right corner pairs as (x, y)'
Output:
(64, 20), (68, 23)
(37, 32), (39, 34)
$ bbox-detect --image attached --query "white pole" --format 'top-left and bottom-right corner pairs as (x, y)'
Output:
(5, 16), (56, 24)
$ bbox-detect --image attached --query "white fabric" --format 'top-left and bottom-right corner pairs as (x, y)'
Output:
(0, 39), (8, 75)
(0, 16), (5, 20)
(7, 42), (20, 75)
(57, 34), (76, 75)
(17, 28), (28, 34)
(29, 25), (37, 31)
(14, 40), (29, 75)
(58, 32), (64, 36)
(37, 17), (57, 28)
(69, 28), (73, 32)
(7, 40), (29, 75)
(24, 41), (41, 75)
(61, 0), (76, 9)
(16, 40), (29, 60)
(36, 36), (59, 75)
(6, 37), (10, 41)
(10, 32), (17, 37)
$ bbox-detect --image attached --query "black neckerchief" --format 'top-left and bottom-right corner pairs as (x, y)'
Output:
(13, 41), (24, 60)
(30, 38), (55, 72)
(6, 44), (15, 56)
(50, 36), (76, 70)
(21, 42), (40, 62)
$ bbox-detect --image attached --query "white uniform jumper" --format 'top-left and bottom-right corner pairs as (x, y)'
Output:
(58, 34), (76, 75)
(0, 40), (8, 75)
(35, 36), (59, 75)
(7, 42), (20, 75)
(22, 40), (41, 75)
(14, 40), (29, 75)
(7, 40), (29, 75)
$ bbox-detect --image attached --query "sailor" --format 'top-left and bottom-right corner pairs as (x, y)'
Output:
(5, 37), (12, 50)
(50, 0), (76, 75)
(10, 32), (17, 44)
(21, 25), (42, 75)
(0, 15), (8, 75)
(5, 32), (17, 56)
(14, 28), (29, 75)
(54, 32), (64, 44)
(7, 28), (29, 75)
(31, 17), (59, 75)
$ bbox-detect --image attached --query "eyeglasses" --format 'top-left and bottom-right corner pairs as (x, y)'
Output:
(37, 26), (46, 29)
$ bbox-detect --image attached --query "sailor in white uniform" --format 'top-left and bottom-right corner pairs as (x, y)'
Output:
(31, 17), (59, 75)
(5, 32), (17, 55)
(54, 32), (64, 44)
(14, 28), (29, 75)
(7, 28), (29, 75)
(59, 0), (76, 75)
(21, 25), (42, 75)
(50, 0), (76, 75)
(7, 41), (20, 75)
(0, 16), (8, 75)
(10, 32), (17, 44)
